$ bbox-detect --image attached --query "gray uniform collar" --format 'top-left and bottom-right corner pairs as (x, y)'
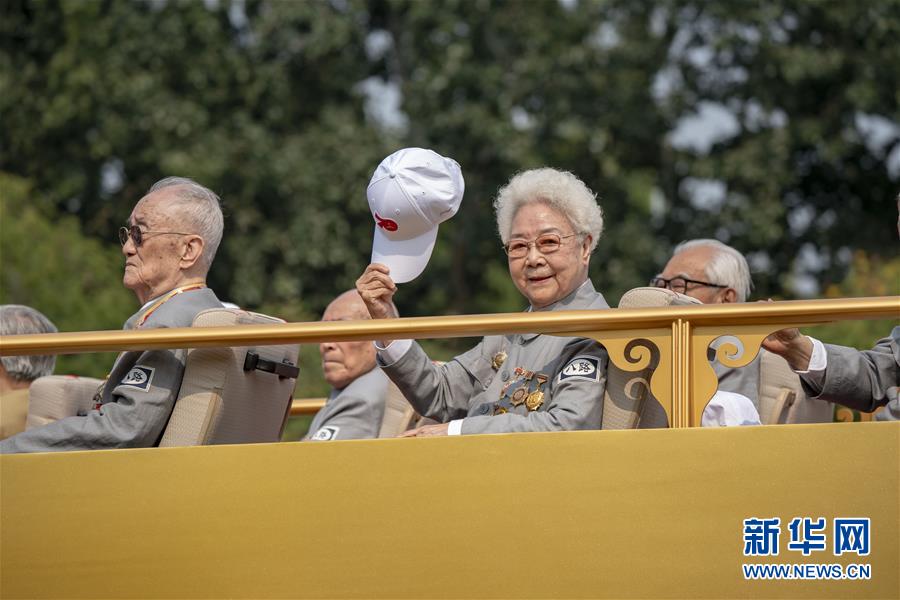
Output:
(518, 279), (608, 342)
(329, 365), (382, 399)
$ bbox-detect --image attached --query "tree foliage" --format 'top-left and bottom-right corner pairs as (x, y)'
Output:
(0, 173), (133, 376)
(1, 0), (897, 351)
(657, 0), (900, 299)
(805, 251), (900, 350)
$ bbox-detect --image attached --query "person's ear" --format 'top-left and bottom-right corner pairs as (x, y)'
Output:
(180, 235), (205, 269)
(721, 287), (738, 303)
(581, 234), (593, 263)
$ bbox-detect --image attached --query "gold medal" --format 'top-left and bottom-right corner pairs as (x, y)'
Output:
(493, 405), (508, 415)
(491, 351), (507, 371)
(525, 374), (548, 411)
(510, 385), (528, 407)
(525, 391), (544, 411)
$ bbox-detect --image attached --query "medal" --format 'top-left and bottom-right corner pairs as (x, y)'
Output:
(491, 351), (507, 371)
(510, 385), (528, 407)
(493, 405), (508, 415)
(525, 391), (544, 411)
(92, 381), (106, 411)
(525, 374), (548, 412)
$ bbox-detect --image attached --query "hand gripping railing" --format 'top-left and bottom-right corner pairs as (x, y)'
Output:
(2, 296), (897, 427)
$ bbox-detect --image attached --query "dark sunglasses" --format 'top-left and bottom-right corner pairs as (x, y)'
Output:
(118, 225), (194, 247)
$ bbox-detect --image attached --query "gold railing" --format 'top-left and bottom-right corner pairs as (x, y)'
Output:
(2, 296), (897, 427)
(291, 398), (326, 416)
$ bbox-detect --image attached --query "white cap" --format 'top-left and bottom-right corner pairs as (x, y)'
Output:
(367, 147), (464, 283)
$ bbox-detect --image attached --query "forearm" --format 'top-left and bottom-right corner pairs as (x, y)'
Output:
(379, 341), (475, 422)
(460, 402), (601, 434)
(0, 399), (170, 453)
(802, 340), (899, 412)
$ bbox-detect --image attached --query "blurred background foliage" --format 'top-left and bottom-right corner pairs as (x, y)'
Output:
(1, 0), (898, 402)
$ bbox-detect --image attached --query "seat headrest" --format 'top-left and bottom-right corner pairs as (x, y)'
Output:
(618, 287), (702, 309)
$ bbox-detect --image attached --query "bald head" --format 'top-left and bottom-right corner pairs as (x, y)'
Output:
(324, 290), (372, 322)
(319, 290), (379, 390)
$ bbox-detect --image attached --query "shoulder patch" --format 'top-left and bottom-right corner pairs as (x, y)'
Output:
(311, 426), (340, 441)
(558, 356), (600, 383)
(119, 366), (155, 391)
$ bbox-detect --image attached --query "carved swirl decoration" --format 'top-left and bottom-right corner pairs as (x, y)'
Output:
(623, 376), (651, 401)
(621, 337), (658, 371)
(707, 334), (767, 369)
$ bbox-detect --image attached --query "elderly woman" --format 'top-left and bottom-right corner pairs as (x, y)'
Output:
(356, 168), (609, 436)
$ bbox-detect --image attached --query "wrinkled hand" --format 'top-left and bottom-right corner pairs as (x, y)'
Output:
(399, 423), (450, 437)
(762, 327), (813, 371)
(355, 263), (399, 320)
(762, 327), (803, 355)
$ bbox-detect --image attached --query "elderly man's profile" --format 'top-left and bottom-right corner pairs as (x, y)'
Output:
(0, 305), (57, 440)
(653, 239), (761, 426)
(0, 177), (225, 453)
(305, 290), (389, 441)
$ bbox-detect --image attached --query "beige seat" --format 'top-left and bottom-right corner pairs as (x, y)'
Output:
(377, 382), (418, 437)
(25, 375), (103, 430)
(25, 308), (300, 447)
(377, 361), (444, 436)
(757, 350), (834, 424)
(602, 287), (835, 428)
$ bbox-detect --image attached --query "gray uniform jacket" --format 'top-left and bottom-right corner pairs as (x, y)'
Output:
(800, 327), (900, 421)
(305, 367), (388, 441)
(0, 288), (222, 454)
(380, 280), (610, 435)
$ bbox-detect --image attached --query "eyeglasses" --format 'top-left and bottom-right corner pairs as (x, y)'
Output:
(649, 276), (727, 294)
(503, 233), (579, 258)
(118, 225), (194, 247)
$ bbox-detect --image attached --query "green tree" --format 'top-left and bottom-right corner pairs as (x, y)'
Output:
(656, 0), (900, 299)
(0, 172), (134, 376)
(2, 0), (896, 331)
(804, 251), (900, 349)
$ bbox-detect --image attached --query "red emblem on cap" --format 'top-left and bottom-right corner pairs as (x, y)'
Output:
(374, 212), (398, 232)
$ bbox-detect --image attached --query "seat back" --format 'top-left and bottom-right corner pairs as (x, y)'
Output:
(26, 375), (104, 430)
(602, 287), (701, 429)
(377, 382), (417, 438)
(159, 308), (300, 446)
(757, 349), (835, 424)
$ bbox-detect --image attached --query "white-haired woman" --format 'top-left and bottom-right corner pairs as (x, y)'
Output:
(356, 168), (609, 436)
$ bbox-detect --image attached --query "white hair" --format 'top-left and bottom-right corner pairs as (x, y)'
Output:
(493, 168), (604, 252)
(673, 239), (753, 302)
(0, 305), (57, 382)
(148, 176), (224, 272)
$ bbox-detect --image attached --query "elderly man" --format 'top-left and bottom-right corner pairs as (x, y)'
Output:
(0, 305), (57, 440)
(0, 177), (224, 453)
(305, 290), (389, 441)
(652, 239), (761, 425)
